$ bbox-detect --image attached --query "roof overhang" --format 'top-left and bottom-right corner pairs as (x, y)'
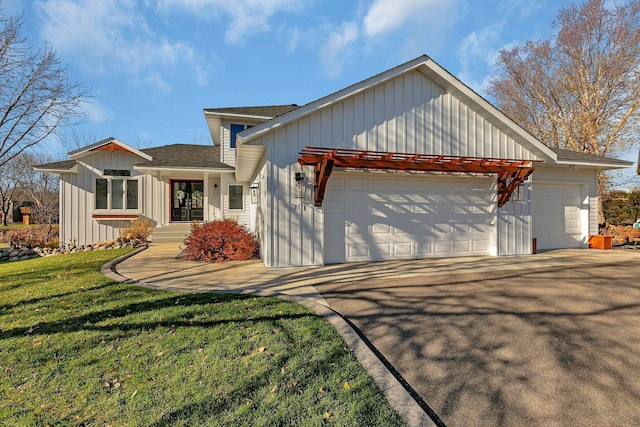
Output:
(298, 147), (537, 208)
(555, 160), (632, 169)
(236, 145), (266, 182)
(133, 165), (234, 174)
(69, 137), (153, 161)
(34, 164), (78, 174)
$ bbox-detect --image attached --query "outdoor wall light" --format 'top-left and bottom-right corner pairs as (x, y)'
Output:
(294, 171), (306, 199)
(213, 183), (219, 195)
(250, 184), (259, 204)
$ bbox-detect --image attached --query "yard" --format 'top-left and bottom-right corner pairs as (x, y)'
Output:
(0, 250), (404, 426)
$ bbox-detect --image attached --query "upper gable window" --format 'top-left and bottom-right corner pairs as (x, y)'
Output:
(104, 169), (131, 176)
(229, 124), (253, 149)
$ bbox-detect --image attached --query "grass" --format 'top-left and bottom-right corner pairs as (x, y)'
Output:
(0, 250), (405, 426)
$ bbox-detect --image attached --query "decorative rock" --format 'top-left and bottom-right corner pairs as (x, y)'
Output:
(0, 237), (147, 263)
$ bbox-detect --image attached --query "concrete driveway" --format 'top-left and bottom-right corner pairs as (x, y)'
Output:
(314, 249), (640, 426)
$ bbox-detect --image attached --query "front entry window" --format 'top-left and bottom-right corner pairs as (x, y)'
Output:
(171, 180), (204, 222)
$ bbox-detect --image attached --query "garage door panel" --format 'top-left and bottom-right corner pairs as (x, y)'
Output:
(325, 173), (494, 263)
(532, 183), (583, 250)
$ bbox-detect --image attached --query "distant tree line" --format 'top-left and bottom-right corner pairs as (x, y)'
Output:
(602, 189), (640, 225)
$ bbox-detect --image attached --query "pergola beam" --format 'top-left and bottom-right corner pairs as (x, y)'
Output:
(298, 146), (536, 208)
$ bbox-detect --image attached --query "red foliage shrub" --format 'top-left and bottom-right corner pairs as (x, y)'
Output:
(182, 219), (259, 262)
(602, 225), (640, 245)
(9, 225), (60, 249)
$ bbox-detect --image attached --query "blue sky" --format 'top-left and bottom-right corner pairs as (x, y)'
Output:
(2, 1), (602, 158)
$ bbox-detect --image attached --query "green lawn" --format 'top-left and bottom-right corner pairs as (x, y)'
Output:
(0, 250), (405, 426)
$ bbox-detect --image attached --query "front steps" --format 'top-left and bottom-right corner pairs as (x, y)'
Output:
(151, 223), (193, 243)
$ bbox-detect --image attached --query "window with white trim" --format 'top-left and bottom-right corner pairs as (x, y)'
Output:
(229, 123), (253, 149)
(229, 185), (243, 210)
(95, 174), (140, 210)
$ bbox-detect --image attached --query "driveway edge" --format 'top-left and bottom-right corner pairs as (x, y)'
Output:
(101, 250), (436, 427)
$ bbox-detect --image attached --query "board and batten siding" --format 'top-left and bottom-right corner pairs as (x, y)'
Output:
(59, 150), (151, 246)
(254, 70), (540, 267)
(497, 182), (532, 255)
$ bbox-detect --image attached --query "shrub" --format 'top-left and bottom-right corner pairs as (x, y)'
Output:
(602, 225), (640, 245)
(119, 218), (154, 242)
(9, 225), (60, 249)
(183, 219), (259, 263)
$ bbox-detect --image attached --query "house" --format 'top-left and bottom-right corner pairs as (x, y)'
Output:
(36, 55), (632, 267)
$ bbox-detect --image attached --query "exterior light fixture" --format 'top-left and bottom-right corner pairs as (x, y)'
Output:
(294, 171), (305, 199)
(250, 184), (259, 204)
(213, 183), (219, 195)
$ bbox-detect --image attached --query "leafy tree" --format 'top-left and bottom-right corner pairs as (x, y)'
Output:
(602, 188), (640, 225)
(488, 0), (640, 161)
(0, 10), (87, 167)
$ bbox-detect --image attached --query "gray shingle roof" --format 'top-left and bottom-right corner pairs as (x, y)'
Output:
(550, 147), (632, 167)
(34, 159), (78, 171)
(136, 144), (233, 169)
(204, 105), (299, 118)
(35, 144), (233, 171)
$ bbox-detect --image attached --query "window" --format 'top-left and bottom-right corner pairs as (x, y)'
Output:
(95, 177), (140, 210)
(229, 123), (253, 149)
(229, 185), (243, 210)
(104, 169), (131, 176)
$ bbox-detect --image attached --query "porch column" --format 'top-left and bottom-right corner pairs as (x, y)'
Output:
(203, 173), (210, 221)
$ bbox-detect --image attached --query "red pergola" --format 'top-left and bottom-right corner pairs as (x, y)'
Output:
(297, 146), (536, 208)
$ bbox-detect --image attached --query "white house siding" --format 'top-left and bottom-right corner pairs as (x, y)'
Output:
(497, 182), (532, 255)
(253, 166), (268, 259)
(531, 165), (596, 250)
(220, 174), (251, 228)
(221, 122), (234, 167)
(220, 119), (265, 168)
(255, 70), (540, 267)
(59, 150), (149, 246)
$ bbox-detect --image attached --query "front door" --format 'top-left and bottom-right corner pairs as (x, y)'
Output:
(171, 180), (204, 222)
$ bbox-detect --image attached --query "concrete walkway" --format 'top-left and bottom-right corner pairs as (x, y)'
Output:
(106, 243), (640, 426)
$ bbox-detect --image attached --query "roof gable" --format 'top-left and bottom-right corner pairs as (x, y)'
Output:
(237, 55), (558, 162)
(68, 137), (153, 161)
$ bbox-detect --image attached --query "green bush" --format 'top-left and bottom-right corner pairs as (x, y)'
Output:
(183, 219), (259, 262)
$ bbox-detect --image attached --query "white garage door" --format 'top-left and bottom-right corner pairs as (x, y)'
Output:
(532, 183), (583, 250)
(324, 173), (494, 264)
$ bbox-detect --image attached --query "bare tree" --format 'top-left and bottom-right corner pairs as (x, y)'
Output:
(488, 0), (640, 160)
(0, 151), (26, 225)
(19, 152), (59, 242)
(58, 128), (97, 152)
(0, 11), (88, 167)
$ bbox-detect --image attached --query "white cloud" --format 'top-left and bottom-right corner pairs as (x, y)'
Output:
(82, 99), (112, 124)
(363, 0), (458, 38)
(319, 22), (359, 77)
(143, 72), (172, 93)
(156, 0), (308, 45)
(457, 24), (503, 94)
(33, 0), (208, 90)
(1, 0), (26, 15)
